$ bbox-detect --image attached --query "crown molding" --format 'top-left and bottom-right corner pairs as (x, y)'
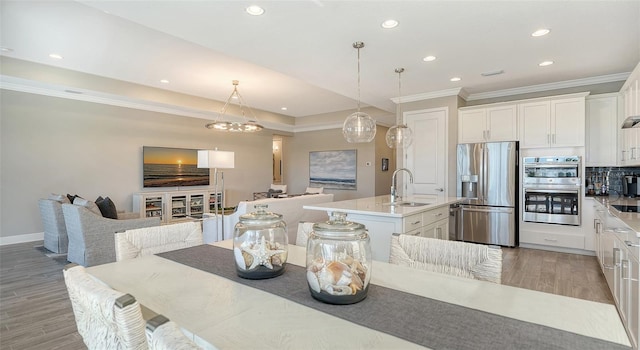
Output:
(392, 88), (466, 104)
(465, 72), (630, 101)
(389, 72), (629, 104)
(0, 75), (295, 133)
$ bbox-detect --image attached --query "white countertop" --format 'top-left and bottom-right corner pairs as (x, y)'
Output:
(304, 195), (463, 218)
(86, 240), (630, 348)
(590, 196), (640, 261)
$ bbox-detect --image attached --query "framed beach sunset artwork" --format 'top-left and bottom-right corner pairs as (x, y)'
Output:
(143, 146), (209, 188)
(309, 150), (357, 190)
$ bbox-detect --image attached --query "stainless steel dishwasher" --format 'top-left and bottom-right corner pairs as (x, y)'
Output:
(449, 203), (461, 241)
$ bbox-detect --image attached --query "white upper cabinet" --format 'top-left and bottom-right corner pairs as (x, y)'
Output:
(518, 94), (587, 148)
(622, 62), (640, 118)
(586, 94), (619, 166)
(458, 104), (517, 143)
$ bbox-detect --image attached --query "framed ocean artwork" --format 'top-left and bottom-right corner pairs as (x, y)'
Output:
(309, 150), (357, 190)
(143, 146), (209, 188)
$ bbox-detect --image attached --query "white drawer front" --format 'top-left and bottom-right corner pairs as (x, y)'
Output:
(403, 213), (423, 232)
(422, 206), (449, 226)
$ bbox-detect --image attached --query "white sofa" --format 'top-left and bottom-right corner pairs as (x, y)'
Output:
(203, 193), (334, 243)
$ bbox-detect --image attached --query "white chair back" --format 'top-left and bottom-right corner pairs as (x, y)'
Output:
(295, 222), (315, 247)
(63, 264), (147, 349)
(115, 221), (203, 261)
(389, 234), (502, 284)
(145, 315), (204, 350)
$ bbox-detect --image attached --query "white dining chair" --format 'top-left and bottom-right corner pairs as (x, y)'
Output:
(295, 221), (315, 247)
(145, 314), (204, 350)
(115, 221), (203, 261)
(389, 233), (503, 284)
(63, 264), (147, 349)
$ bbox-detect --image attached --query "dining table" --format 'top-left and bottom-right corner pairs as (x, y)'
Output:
(86, 240), (632, 349)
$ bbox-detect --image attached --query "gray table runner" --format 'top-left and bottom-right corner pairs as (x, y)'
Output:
(158, 245), (630, 350)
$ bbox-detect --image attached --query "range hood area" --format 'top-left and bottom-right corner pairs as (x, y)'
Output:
(621, 115), (640, 128)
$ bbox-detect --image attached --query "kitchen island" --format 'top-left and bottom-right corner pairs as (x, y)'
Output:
(304, 195), (462, 261)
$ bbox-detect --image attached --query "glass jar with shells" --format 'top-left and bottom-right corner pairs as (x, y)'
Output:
(306, 212), (372, 304)
(233, 204), (288, 279)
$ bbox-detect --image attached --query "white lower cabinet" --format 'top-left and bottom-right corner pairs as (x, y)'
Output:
(344, 204), (452, 262)
(593, 200), (640, 349)
(133, 190), (222, 223)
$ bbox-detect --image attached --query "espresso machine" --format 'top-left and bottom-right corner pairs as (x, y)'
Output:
(623, 175), (640, 197)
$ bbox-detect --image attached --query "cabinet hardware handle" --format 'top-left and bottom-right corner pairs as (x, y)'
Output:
(411, 221), (421, 225)
(621, 259), (640, 282)
(625, 240), (640, 247)
(436, 188), (444, 192)
(547, 134), (550, 144)
(632, 147), (637, 160)
(487, 130), (490, 140)
(434, 213), (443, 217)
(543, 238), (558, 242)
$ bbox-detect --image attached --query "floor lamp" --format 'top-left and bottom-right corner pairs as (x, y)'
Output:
(198, 149), (235, 241)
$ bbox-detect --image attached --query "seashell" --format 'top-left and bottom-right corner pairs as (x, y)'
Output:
(350, 272), (363, 290)
(326, 285), (353, 296)
(241, 251), (253, 268)
(234, 248), (247, 270)
(307, 271), (321, 293)
(309, 258), (324, 273)
(271, 254), (282, 267)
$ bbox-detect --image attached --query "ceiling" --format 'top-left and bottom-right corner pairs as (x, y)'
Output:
(1, 1), (639, 128)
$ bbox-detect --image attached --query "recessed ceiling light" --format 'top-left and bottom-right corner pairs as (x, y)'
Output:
(381, 19), (399, 29)
(450, 77), (461, 82)
(49, 53), (63, 59)
(531, 29), (550, 37)
(160, 79), (170, 84)
(246, 5), (265, 16)
(1, 47), (14, 52)
(423, 55), (436, 62)
(539, 60), (554, 67)
(281, 107), (288, 111)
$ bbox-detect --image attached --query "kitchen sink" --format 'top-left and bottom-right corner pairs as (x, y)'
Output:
(383, 201), (430, 207)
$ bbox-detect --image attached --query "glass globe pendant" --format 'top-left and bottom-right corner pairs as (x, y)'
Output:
(385, 124), (413, 148)
(386, 68), (413, 148)
(343, 42), (376, 143)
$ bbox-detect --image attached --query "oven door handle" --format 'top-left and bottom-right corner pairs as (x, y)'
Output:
(523, 188), (580, 194)
(524, 164), (579, 169)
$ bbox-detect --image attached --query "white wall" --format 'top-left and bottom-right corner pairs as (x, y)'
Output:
(284, 128), (377, 201)
(0, 90), (273, 240)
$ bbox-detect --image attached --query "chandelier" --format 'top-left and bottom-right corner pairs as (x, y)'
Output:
(205, 80), (264, 133)
(342, 41), (377, 143)
(385, 68), (413, 148)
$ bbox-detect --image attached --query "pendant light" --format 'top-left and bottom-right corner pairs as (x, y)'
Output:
(342, 42), (377, 143)
(386, 68), (413, 148)
(205, 80), (264, 133)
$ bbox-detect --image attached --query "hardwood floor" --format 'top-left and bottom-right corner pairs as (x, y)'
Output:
(0, 242), (85, 350)
(501, 247), (614, 304)
(0, 241), (614, 349)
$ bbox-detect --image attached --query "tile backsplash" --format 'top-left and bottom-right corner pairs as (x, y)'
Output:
(585, 166), (640, 196)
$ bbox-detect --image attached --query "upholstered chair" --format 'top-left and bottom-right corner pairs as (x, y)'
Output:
(62, 204), (160, 267)
(38, 198), (70, 253)
(115, 221), (203, 261)
(389, 233), (503, 284)
(63, 264), (147, 349)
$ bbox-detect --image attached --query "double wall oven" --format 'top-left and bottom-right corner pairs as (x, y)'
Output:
(523, 156), (581, 226)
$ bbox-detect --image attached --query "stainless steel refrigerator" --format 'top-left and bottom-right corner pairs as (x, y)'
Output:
(455, 141), (518, 247)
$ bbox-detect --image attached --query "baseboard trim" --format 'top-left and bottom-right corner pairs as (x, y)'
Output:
(520, 243), (596, 256)
(0, 232), (44, 246)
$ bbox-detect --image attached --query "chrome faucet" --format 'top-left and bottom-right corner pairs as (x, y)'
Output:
(391, 168), (414, 203)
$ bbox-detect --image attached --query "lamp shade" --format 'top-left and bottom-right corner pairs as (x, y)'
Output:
(197, 150), (235, 169)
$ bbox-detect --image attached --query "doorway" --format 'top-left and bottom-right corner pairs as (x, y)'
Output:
(273, 137), (283, 184)
(405, 107), (448, 199)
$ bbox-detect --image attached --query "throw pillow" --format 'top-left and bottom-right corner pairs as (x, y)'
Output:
(67, 194), (81, 204)
(48, 193), (70, 204)
(95, 196), (118, 219)
(73, 197), (102, 216)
